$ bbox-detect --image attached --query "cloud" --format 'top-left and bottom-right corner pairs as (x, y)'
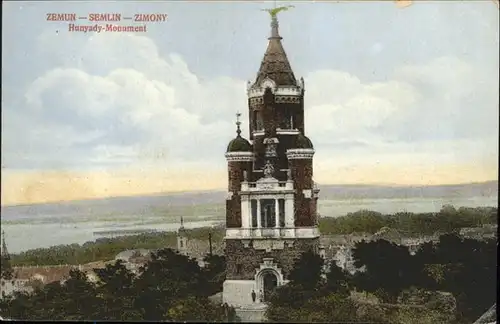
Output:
(2, 30), (497, 194)
(305, 57), (498, 160)
(3, 33), (249, 170)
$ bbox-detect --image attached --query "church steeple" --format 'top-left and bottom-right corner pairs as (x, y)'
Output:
(254, 6), (297, 87)
(177, 217), (188, 255)
(1, 231), (13, 280)
(1, 231), (9, 261)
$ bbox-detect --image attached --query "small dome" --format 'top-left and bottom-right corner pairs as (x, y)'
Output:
(227, 136), (252, 153)
(295, 134), (314, 149)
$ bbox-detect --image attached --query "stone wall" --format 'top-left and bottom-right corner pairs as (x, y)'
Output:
(262, 88), (276, 137)
(252, 136), (265, 171)
(226, 196), (242, 228)
(227, 161), (252, 228)
(225, 238), (319, 280)
(275, 135), (296, 175)
(289, 159), (315, 226)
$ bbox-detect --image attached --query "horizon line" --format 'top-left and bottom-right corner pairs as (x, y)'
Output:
(1, 179), (497, 208)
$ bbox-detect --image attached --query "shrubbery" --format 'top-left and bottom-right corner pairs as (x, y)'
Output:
(265, 233), (496, 323)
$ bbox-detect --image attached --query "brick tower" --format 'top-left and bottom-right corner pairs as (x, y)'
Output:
(222, 11), (320, 307)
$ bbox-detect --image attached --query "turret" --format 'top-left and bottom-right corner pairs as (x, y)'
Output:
(287, 135), (317, 226)
(225, 112), (254, 228)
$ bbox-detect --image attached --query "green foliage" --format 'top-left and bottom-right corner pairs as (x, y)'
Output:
(266, 250), (387, 323)
(385, 304), (446, 324)
(351, 239), (417, 302)
(319, 206), (497, 235)
(166, 296), (228, 322)
(351, 234), (497, 323)
(268, 292), (364, 323)
(0, 248), (230, 321)
(10, 226), (225, 267)
(324, 262), (350, 296)
(203, 254), (227, 296)
(319, 210), (387, 234)
(288, 250), (324, 290)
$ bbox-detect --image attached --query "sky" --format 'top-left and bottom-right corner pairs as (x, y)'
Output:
(1, 1), (498, 206)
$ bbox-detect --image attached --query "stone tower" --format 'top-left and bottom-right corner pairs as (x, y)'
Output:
(222, 11), (320, 307)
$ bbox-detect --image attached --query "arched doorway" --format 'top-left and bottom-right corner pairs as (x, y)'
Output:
(262, 272), (278, 302)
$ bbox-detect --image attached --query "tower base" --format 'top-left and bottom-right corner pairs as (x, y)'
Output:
(235, 303), (268, 323)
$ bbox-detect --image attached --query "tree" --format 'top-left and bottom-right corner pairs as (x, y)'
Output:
(323, 261), (350, 296)
(352, 239), (415, 302)
(93, 260), (141, 320)
(202, 254), (226, 296)
(412, 234), (497, 322)
(166, 296), (229, 322)
(0, 248), (230, 322)
(288, 250), (324, 290)
(133, 249), (209, 321)
(58, 269), (101, 320)
(265, 250), (384, 323)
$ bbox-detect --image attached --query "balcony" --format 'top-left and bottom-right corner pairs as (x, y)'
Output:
(246, 181), (288, 188)
(225, 227), (320, 239)
(242, 180), (293, 192)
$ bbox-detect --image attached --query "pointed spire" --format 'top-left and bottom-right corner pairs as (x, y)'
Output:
(267, 1), (282, 39)
(1, 231), (9, 260)
(269, 15), (281, 40)
(1, 231), (13, 280)
(255, 6), (297, 87)
(180, 216), (184, 229)
(236, 112), (242, 137)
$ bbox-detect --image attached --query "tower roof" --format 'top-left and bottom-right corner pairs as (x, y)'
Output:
(295, 134), (314, 149)
(227, 137), (252, 153)
(254, 12), (297, 87)
(227, 112), (252, 152)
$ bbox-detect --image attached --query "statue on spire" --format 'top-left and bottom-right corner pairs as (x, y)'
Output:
(261, 5), (295, 19)
(261, 5), (294, 39)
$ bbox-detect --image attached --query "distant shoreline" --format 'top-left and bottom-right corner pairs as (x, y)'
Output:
(2, 194), (497, 254)
(6, 206), (497, 267)
(1, 180), (497, 208)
